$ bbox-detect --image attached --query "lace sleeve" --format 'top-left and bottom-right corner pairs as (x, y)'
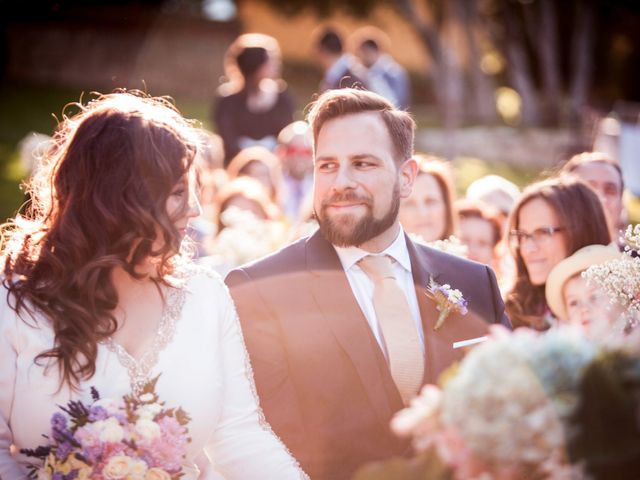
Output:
(0, 294), (29, 480)
(203, 278), (308, 480)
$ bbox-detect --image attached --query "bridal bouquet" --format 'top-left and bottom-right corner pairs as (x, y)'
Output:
(21, 377), (191, 480)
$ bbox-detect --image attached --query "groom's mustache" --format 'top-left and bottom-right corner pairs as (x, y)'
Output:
(321, 191), (373, 209)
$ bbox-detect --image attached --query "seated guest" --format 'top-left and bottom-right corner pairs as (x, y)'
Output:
(213, 176), (281, 233)
(398, 154), (456, 242)
(466, 174), (521, 232)
(190, 130), (227, 257)
(275, 121), (314, 222)
(226, 145), (284, 206)
(213, 33), (294, 166)
(545, 244), (625, 332)
(561, 151), (626, 242)
(455, 199), (512, 290)
(505, 176), (611, 330)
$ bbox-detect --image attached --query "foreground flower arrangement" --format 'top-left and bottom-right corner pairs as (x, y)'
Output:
(21, 377), (191, 480)
(585, 225), (640, 322)
(354, 325), (640, 480)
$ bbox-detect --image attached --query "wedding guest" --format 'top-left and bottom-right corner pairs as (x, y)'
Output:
(455, 199), (512, 287)
(351, 26), (410, 110)
(226, 145), (284, 206)
(466, 174), (521, 227)
(226, 88), (510, 480)
(213, 33), (294, 166)
(276, 121), (314, 222)
(505, 177), (611, 330)
(0, 93), (306, 480)
(545, 244), (624, 331)
(398, 154), (456, 242)
(213, 176), (281, 233)
(561, 151), (626, 242)
(314, 26), (365, 92)
(190, 130), (226, 257)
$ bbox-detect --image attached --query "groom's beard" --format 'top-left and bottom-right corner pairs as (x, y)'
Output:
(315, 184), (400, 247)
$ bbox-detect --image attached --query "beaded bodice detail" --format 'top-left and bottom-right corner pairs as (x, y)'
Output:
(104, 284), (187, 396)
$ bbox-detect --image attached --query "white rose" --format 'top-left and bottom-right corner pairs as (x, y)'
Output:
(103, 455), (132, 479)
(135, 419), (161, 440)
(126, 460), (149, 480)
(144, 468), (171, 480)
(97, 417), (125, 443)
(136, 403), (162, 421)
(139, 393), (154, 402)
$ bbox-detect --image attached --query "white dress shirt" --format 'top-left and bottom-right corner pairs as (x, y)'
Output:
(333, 228), (424, 356)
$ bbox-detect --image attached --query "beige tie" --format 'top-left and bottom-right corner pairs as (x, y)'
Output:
(358, 255), (424, 404)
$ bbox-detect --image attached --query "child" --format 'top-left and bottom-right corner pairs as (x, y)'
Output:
(546, 244), (624, 331)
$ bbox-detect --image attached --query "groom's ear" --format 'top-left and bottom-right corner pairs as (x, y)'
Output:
(398, 157), (418, 199)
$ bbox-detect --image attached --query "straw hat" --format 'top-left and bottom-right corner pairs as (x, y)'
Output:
(545, 243), (622, 321)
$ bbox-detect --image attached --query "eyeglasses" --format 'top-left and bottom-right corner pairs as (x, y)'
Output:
(508, 226), (565, 249)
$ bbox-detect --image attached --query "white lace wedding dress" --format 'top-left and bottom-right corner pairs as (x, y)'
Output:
(0, 267), (308, 480)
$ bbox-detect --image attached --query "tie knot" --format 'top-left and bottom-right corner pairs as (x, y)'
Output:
(358, 255), (395, 282)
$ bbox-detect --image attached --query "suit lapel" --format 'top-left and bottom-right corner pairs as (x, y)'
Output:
(406, 235), (492, 385)
(305, 231), (401, 423)
(405, 235), (441, 385)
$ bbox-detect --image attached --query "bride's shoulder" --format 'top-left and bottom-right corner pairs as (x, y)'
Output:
(175, 263), (231, 301)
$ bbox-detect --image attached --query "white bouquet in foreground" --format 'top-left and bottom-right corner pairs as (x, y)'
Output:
(585, 225), (640, 327)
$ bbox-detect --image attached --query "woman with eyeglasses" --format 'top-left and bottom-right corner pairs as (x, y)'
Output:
(504, 176), (611, 330)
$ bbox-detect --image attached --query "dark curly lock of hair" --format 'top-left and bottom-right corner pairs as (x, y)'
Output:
(1, 91), (198, 390)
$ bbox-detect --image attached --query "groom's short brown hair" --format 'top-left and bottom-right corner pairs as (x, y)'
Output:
(306, 88), (415, 165)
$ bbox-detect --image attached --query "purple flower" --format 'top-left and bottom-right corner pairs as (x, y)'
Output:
(65, 470), (79, 480)
(52, 472), (64, 480)
(88, 406), (109, 422)
(51, 413), (67, 431)
(55, 441), (73, 460)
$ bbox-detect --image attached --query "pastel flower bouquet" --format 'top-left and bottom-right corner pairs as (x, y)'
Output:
(21, 377), (191, 480)
(354, 325), (640, 480)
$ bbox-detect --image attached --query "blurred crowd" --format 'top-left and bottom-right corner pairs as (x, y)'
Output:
(19, 28), (637, 339)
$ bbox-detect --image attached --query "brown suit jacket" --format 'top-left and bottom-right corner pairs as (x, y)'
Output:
(225, 230), (510, 480)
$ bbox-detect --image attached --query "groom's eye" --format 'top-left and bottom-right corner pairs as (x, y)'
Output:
(354, 161), (374, 169)
(317, 162), (336, 172)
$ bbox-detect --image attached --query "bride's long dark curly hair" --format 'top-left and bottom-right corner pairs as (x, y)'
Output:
(1, 92), (198, 389)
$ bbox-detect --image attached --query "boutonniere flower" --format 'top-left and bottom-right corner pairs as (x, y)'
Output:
(425, 277), (468, 331)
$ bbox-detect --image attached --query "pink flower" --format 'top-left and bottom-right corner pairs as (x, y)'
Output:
(139, 417), (188, 473)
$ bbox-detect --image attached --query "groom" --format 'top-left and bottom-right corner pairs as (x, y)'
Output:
(226, 88), (510, 480)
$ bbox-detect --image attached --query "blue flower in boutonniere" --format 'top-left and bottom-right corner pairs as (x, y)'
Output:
(426, 277), (468, 331)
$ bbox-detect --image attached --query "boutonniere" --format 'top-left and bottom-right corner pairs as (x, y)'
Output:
(425, 277), (468, 331)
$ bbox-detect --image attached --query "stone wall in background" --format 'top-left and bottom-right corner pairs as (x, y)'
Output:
(417, 127), (574, 170)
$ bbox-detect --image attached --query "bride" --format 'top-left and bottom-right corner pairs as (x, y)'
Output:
(0, 92), (307, 479)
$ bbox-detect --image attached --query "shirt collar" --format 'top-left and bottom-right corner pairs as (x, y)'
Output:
(333, 227), (412, 273)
